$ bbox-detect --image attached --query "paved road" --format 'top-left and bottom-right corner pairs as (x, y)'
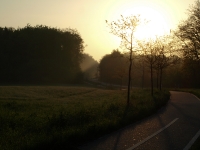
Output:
(79, 91), (200, 150)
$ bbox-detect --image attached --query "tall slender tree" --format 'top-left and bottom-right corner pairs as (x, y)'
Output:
(106, 15), (142, 105)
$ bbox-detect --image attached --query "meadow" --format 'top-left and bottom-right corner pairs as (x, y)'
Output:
(0, 86), (170, 150)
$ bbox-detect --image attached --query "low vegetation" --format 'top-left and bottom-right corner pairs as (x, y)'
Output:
(179, 89), (200, 100)
(0, 86), (170, 150)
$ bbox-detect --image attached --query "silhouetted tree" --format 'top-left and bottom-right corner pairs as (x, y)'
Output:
(0, 25), (85, 84)
(153, 36), (180, 90)
(140, 40), (158, 96)
(99, 50), (128, 86)
(174, 0), (200, 87)
(133, 54), (148, 88)
(106, 15), (143, 105)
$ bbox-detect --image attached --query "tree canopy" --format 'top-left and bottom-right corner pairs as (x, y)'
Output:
(99, 50), (128, 86)
(0, 25), (85, 84)
(174, 0), (200, 87)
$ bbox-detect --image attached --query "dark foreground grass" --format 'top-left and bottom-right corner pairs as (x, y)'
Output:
(0, 86), (170, 150)
(174, 88), (200, 99)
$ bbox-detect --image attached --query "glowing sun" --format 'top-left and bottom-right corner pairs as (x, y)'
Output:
(113, 5), (170, 40)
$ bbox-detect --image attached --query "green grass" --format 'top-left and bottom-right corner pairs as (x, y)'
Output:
(174, 88), (200, 99)
(0, 86), (170, 150)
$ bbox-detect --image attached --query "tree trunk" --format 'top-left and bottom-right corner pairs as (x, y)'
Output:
(150, 63), (154, 96)
(159, 68), (163, 90)
(142, 64), (144, 89)
(127, 51), (133, 105)
(156, 68), (159, 89)
(120, 76), (123, 90)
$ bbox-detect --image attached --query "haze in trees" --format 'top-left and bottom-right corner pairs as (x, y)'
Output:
(80, 53), (99, 79)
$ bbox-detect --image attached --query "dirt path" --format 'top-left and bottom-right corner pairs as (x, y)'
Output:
(79, 91), (200, 150)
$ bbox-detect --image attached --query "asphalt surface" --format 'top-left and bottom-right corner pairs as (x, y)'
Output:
(79, 91), (200, 150)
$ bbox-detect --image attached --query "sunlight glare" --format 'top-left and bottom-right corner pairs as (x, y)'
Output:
(132, 7), (169, 40)
(113, 5), (170, 40)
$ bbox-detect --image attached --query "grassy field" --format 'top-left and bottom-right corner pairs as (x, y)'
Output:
(0, 86), (170, 150)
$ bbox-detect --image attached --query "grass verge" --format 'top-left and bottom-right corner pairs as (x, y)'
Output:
(0, 86), (170, 150)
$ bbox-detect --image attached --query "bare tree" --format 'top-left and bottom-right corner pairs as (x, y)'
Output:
(153, 36), (180, 91)
(106, 15), (142, 105)
(134, 54), (146, 88)
(139, 40), (158, 96)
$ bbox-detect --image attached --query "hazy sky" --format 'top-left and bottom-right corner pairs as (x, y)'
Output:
(0, 0), (196, 61)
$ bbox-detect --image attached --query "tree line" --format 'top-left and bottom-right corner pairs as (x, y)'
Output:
(0, 25), (85, 84)
(1, 1), (199, 90)
(173, 0), (200, 88)
(102, 0), (200, 100)
(98, 49), (180, 89)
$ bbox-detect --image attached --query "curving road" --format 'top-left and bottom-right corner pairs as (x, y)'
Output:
(79, 91), (200, 150)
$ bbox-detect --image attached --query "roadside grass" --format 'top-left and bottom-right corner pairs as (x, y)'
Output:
(0, 86), (170, 150)
(174, 88), (200, 99)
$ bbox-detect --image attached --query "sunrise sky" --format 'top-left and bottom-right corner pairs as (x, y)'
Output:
(0, 0), (196, 61)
